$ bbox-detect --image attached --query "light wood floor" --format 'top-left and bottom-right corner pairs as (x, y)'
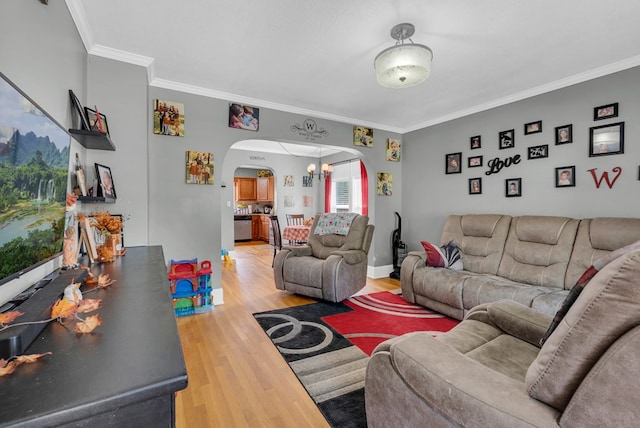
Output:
(175, 242), (400, 428)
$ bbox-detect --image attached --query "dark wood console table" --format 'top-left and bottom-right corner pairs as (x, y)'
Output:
(0, 246), (188, 427)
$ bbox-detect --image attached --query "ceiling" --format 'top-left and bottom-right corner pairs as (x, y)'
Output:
(68, 0), (640, 134)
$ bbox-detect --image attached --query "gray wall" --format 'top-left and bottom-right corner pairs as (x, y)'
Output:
(402, 67), (640, 250)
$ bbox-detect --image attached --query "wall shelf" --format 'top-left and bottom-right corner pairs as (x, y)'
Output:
(69, 129), (115, 150)
(78, 195), (116, 203)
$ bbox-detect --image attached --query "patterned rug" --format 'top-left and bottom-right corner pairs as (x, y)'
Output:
(253, 291), (458, 427)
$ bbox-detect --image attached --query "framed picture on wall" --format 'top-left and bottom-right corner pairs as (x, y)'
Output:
(470, 135), (481, 149)
(95, 163), (116, 199)
(589, 122), (624, 157)
(555, 166), (575, 188)
(555, 124), (572, 145)
(445, 152), (462, 174)
(499, 129), (514, 149)
(468, 155), (483, 167)
(593, 102), (618, 121)
(505, 178), (522, 197)
(84, 107), (109, 135)
(524, 120), (542, 135)
(469, 177), (482, 195)
(527, 144), (548, 160)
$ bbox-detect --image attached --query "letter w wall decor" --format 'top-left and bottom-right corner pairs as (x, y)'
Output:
(588, 167), (622, 189)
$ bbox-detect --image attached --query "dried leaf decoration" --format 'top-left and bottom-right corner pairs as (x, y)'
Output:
(97, 273), (115, 288)
(74, 314), (102, 334)
(0, 352), (52, 377)
(0, 311), (23, 326)
(51, 298), (78, 321)
(77, 298), (102, 314)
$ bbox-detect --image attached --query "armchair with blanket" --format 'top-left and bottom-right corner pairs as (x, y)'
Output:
(273, 213), (374, 302)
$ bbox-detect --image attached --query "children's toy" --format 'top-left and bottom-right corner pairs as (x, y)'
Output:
(168, 258), (214, 317)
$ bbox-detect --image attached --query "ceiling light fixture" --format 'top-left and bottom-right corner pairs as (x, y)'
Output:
(374, 23), (433, 89)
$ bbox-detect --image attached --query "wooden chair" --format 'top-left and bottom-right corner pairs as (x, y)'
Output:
(286, 214), (306, 245)
(270, 215), (282, 267)
(286, 214), (305, 225)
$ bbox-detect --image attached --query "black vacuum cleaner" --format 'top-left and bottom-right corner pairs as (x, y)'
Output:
(390, 212), (407, 280)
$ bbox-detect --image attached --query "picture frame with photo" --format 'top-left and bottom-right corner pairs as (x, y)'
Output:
(302, 176), (313, 187)
(69, 90), (90, 131)
(499, 129), (515, 149)
(505, 178), (522, 197)
(527, 144), (548, 160)
(445, 152), (462, 174)
(95, 163), (116, 199)
(154, 99), (185, 136)
(470, 135), (481, 149)
(593, 102), (618, 121)
(555, 166), (575, 188)
(84, 107), (109, 135)
(524, 120), (542, 135)
(589, 122), (624, 157)
(555, 124), (572, 145)
(228, 103), (259, 132)
(468, 155), (483, 168)
(469, 177), (482, 195)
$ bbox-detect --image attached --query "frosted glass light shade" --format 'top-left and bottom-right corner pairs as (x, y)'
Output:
(375, 44), (433, 88)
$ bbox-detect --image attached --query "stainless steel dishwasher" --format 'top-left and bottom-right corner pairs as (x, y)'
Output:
(234, 215), (252, 241)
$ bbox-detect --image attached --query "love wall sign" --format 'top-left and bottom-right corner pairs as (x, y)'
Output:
(485, 154), (521, 175)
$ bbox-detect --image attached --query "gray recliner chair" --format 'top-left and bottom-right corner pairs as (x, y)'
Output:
(273, 214), (374, 302)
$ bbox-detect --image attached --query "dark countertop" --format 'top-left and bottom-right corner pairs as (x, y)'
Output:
(0, 246), (188, 427)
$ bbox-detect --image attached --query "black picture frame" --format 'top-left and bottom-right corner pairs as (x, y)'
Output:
(95, 163), (116, 199)
(524, 120), (542, 135)
(555, 166), (575, 188)
(555, 124), (572, 145)
(527, 144), (548, 160)
(505, 178), (522, 197)
(594, 102), (618, 121)
(69, 90), (90, 131)
(445, 152), (462, 174)
(499, 129), (514, 149)
(85, 107), (109, 135)
(468, 155), (483, 168)
(470, 135), (481, 150)
(589, 122), (624, 157)
(469, 177), (482, 195)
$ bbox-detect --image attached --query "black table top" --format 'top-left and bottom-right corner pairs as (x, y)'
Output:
(0, 246), (188, 427)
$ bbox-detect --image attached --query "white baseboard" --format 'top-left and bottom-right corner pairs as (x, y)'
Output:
(368, 264), (395, 279)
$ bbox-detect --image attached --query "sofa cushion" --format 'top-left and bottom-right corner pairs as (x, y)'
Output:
(420, 241), (446, 267)
(440, 214), (512, 275)
(525, 250), (640, 411)
(420, 240), (463, 270)
(497, 216), (579, 289)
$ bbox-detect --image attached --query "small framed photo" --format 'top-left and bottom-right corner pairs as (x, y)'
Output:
(589, 122), (624, 157)
(469, 177), (482, 195)
(527, 144), (548, 160)
(555, 166), (575, 188)
(353, 126), (374, 147)
(594, 103), (618, 121)
(468, 155), (483, 168)
(505, 178), (522, 197)
(302, 176), (313, 187)
(524, 120), (542, 135)
(445, 152), (462, 174)
(499, 129), (514, 149)
(69, 90), (90, 131)
(470, 135), (481, 150)
(95, 163), (116, 198)
(555, 124), (572, 145)
(85, 107), (109, 135)
(229, 103), (259, 131)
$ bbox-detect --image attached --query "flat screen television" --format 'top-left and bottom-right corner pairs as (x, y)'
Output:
(0, 72), (71, 304)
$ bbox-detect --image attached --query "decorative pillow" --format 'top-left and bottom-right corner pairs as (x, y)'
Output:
(420, 240), (463, 270)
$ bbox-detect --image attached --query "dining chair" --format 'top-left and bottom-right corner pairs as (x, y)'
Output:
(286, 214), (305, 226)
(270, 215), (282, 267)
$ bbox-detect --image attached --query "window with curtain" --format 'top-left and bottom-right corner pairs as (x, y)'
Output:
(328, 161), (363, 214)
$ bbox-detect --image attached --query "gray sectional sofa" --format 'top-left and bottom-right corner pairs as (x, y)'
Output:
(401, 214), (640, 319)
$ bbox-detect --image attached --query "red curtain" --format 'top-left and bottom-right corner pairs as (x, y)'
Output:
(360, 160), (368, 216)
(324, 170), (331, 213)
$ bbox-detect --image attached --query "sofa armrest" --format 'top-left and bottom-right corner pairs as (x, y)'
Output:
(487, 300), (552, 347)
(286, 245), (313, 257)
(329, 249), (366, 265)
(400, 252), (427, 303)
(376, 333), (560, 426)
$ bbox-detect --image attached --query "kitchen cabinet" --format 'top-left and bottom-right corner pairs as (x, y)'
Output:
(259, 215), (271, 242)
(252, 215), (260, 240)
(235, 178), (256, 201)
(256, 176), (274, 202)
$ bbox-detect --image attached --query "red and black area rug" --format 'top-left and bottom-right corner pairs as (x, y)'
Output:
(253, 291), (458, 428)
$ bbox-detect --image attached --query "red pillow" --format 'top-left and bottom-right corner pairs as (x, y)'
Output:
(420, 241), (446, 267)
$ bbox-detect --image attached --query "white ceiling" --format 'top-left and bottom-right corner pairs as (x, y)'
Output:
(68, 0), (640, 134)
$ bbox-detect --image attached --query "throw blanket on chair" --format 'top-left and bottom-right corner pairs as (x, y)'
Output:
(540, 239), (640, 345)
(314, 213), (358, 236)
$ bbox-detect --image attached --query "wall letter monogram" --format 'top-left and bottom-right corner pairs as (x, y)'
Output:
(588, 167), (622, 189)
(485, 154), (521, 175)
